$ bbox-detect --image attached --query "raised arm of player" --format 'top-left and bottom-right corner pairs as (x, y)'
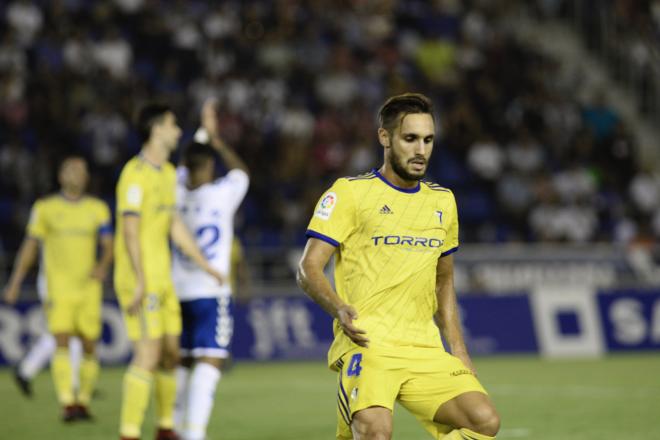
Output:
(91, 233), (114, 281)
(170, 213), (224, 285)
(2, 237), (39, 305)
(201, 99), (249, 175)
(435, 254), (475, 374)
(297, 237), (369, 347)
(123, 215), (146, 314)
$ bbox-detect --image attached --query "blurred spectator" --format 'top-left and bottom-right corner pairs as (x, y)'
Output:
(0, 0), (656, 279)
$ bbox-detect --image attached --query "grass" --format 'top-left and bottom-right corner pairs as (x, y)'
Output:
(1, 354), (659, 439)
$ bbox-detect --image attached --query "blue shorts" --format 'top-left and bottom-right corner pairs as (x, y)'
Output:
(179, 296), (234, 358)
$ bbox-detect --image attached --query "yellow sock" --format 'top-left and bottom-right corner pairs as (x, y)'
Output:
(78, 355), (99, 405)
(444, 428), (496, 439)
(51, 348), (74, 405)
(119, 366), (153, 438)
(155, 369), (177, 429)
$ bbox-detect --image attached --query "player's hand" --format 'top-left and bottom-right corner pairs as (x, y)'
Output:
(206, 267), (225, 285)
(127, 282), (145, 315)
(336, 304), (369, 348)
(2, 283), (20, 305)
(201, 98), (220, 139)
(454, 350), (477, 376)
(90, 265), (108, 281)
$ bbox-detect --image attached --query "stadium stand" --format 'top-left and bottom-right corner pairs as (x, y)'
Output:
(0, 0), (658, 287)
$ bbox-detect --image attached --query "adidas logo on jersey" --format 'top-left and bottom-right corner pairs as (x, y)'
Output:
(379, 205), (393, 214)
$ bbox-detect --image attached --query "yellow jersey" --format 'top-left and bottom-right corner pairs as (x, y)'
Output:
(114, 156), (176, 292)
(27, 194), (112, 297)
(306, 169), (459, 367)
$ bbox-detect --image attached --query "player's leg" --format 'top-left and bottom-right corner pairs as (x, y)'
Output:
(47, 296), (78, 420)
(398, 351), (499, 439)
(174, 356), (193, 435)
(173, 299), (193, 435)
(118, 289), (165, 440)
(185, 356), (224, 440)
(182, 296), (234, 440)
(153, 286), (182, 440)
(433, 392), (500, 439)
(351, 407), (393, 440)
(69, 336), (82, 389)
(14, 332), (56, 396)
(335, 349), (401, 440)
(75, 287), (103, 417)
(52, 332), (78, 420)
(120, 337), (163, 438)
(174, 300), (194, 435)
(74, 337), (99, 419)
(155, 333), (180, 439)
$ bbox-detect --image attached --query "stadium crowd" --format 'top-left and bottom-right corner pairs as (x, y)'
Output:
(0, 0), (659, 268)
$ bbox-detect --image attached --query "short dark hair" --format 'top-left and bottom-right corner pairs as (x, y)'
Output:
(182, 142), (217, 174)
(136, 102), (172, 143)
(57, 153), (87, 171)
(378, 93), (435, 133)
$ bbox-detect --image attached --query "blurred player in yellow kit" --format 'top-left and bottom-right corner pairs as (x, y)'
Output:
(115, 103), (223, 440)
(3, 156), (113, 422)
(298, 93), (500, 439)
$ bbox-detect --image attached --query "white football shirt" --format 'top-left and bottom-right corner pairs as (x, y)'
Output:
(172, 167), (249, 300)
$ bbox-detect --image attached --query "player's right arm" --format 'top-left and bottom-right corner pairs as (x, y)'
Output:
(116, 169), (147, 314)
(2, 237), (39, 305)
(122, 214), (145, 314)
(298, 178), (367, 347)
(3, 201), (46, 304)
(297, 238), (369, 347)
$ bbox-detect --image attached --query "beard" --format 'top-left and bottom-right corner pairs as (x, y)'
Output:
(389, 148), (427, 182)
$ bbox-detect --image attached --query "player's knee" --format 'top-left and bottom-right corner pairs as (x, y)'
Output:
(160, 351), (180, 370)
(352, 423), (392, 440)
(54, 333), (69, 347)
(467, 404), (500, 437)
(351, 413), (392, 440)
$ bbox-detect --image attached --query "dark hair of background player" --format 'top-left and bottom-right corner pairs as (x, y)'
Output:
(135, 102), (173, 143)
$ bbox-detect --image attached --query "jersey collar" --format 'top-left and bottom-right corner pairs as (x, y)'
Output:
(373, 168), (420, 194)
(59, 191), (84, 203)
(139, 153), (162, 170)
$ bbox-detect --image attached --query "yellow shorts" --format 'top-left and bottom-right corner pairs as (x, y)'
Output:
(335, 346), (487, 440)
(45, 289), (102, 340)
(117, 285), (181, 341)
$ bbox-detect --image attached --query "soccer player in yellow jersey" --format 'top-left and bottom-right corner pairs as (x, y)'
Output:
(3, 156), (113, 422)
(298, 93), (500, 440)
(115, 103), (223, 440)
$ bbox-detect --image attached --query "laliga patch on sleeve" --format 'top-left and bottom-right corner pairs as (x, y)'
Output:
(126, 184), (143, 207)
(314, 192), (337, 220)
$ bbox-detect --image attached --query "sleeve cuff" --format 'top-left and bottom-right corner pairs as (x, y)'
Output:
(98, 223), (113, 235)
(441, 246), (459, 257)
(121, 211), (140, 217)
(305, 229), (340, 247)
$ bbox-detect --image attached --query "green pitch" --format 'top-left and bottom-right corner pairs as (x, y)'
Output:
(1, 354), (659, 439)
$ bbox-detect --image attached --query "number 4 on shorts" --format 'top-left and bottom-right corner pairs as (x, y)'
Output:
(347, 353), (363, 377)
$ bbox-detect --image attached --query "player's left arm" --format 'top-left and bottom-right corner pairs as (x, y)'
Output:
(435, 254), (476, 374)
(92, 204), (114, 281)
(92, 233), (114, 281)
(170, 212), (224, 284)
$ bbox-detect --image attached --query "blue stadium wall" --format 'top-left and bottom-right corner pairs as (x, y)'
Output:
(1, 289), (659, 365)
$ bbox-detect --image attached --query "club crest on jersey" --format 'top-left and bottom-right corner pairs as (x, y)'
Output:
(314, 192), (337, 220)
(436, 210), (443, 224)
